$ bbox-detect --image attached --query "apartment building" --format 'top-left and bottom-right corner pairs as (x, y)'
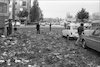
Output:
(9, 0), (31, 19)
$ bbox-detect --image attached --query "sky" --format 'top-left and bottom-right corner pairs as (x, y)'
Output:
(32, 0), (100, 18)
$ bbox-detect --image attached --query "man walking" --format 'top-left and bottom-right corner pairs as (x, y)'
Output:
(76, 23), (84, 45)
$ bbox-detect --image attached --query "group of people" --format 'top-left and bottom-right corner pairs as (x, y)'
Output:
(36, 23), (52, 34)
(4, 19), (84, 45)
(36, 22), (84, 45)
(5, 19), (17, 36)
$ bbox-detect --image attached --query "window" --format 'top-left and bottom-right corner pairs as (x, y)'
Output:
(0, 3), (7, 13)
(22, 1), (26, 6)
(15, 2), (17, 5)
(84, 26), (91, 30)
(94, 30), (100, 36)
(66, 26), (70, 29)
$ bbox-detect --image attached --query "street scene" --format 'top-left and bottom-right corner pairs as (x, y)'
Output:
(0, 0), (100, 67)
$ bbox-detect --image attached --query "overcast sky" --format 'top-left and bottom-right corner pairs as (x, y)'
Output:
(32, 0), (100, 18)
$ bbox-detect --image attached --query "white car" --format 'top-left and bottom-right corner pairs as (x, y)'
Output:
(12, 21), (21, 26)
(62, 23), (93, 39)
(62, 23), (79, 38)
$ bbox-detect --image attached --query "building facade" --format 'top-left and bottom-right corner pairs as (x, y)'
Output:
(9, 0), (31, 20)
(0, 0), (9, 27)
(0, 0), (9, 34)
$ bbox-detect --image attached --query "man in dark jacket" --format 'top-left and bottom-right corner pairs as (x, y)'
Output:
(50, 23), (52, 31)
(76, 23), (84, 45)
(7, 19), (12, 36)
(36, 23), (40, 34)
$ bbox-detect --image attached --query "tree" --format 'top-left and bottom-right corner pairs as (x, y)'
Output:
(17, 10), (28, 18)
(76, 8), (89, 22)
(30, 0), (43, 22)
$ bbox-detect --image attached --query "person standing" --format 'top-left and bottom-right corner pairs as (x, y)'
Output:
(8, 19), (12, 36)
(36, 23), (40, 34)
(76, 23), (84, 45)
(50, 23), (52, 31)
(64, 23), (66, 29)
(14, 20), (17, 32)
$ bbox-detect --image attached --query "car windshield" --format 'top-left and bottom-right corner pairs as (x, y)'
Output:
(84, 26), (92, 30)
(92, 28), (100, 36)
(72, 26), (92, 30)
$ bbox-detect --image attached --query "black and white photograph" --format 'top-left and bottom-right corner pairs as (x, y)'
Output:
(0, 0), (100, 67)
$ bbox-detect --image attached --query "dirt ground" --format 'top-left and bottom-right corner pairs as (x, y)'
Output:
(0, 27), (100, 67)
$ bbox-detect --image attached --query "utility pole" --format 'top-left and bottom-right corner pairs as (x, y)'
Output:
(12, 0), (15, 21)
(99, 0), (100, 12)
(12, 0), (16, 34)
(27, 0), (31, 24)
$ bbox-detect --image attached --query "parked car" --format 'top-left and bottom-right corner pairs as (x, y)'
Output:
(82, 28), (100, 52)
(62, 24), (79, 38)
(12, 20), (21, 26)
(62, 23), (92, 39)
